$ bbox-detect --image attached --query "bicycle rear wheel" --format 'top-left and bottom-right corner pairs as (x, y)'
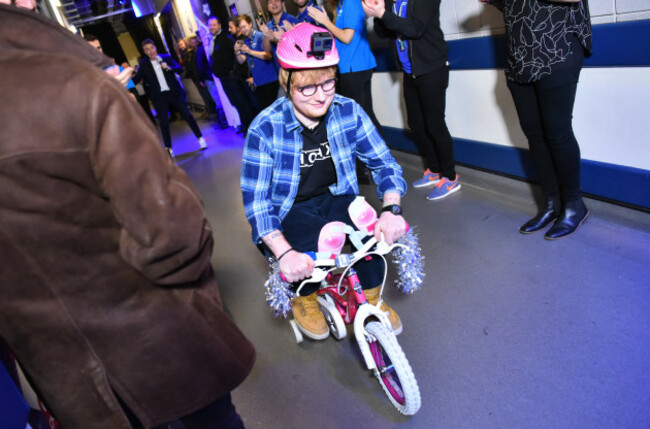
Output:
(317, 294), (347, 340)
(365, 321), (421, 415)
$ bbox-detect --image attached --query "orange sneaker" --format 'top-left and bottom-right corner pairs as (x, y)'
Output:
(412, 169), (441, 188)
(426, 174), (461, 200)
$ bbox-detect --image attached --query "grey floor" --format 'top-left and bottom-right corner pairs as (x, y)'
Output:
(169, 118), (650, 429)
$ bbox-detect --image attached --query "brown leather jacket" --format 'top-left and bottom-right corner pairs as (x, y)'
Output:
(0, 6), (255, 428)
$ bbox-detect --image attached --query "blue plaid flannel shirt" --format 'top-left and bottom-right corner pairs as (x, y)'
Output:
(241, 94), (407, 244)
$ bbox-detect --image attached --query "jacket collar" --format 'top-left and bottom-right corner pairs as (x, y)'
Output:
(0, 4), (112, 69)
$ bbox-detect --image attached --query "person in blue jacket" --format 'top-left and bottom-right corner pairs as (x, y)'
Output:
(308, 0), (382, 133)
(289, 0), (325, 25)
(236, 14), (280, 110)
(259, 0), (298, 71)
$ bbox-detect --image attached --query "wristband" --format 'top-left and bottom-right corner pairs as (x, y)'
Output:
(381, 204), (403, 216)
(277, 247), (294, 261)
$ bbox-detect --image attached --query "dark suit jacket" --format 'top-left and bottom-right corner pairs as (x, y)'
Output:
(195, 43), (212, 82)
(133, 54), (186, 104)
(208, 31), (236, 78)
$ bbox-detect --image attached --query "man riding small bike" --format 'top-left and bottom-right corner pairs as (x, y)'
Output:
(241, 23), (408, 340)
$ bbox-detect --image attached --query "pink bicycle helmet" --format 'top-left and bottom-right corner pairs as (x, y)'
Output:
(276, 23), (339, 69)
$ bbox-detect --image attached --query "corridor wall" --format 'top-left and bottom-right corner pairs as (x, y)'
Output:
(370, 13), (650, 210)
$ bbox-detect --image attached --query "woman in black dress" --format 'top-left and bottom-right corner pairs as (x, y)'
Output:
(485, 0), (592, 239)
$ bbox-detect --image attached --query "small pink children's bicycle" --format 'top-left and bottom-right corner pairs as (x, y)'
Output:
(267, 197), (424, 415)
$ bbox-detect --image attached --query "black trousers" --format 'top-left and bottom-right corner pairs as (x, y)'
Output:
(153, 394), (244, 429)
(281, 193), (384, 296)
(403, 65), (456, 180)
(339, 69), (383, 135)
(254, 80), (279, 111)
(219, 72), (257, 131)
(195, 79), (217, 114)
(121, 393), (244, 429)
(153, 91), (202, 149)
(507, 63), (583, 202)
(239, 80), (260, 114)
(129, 88), (156, 124)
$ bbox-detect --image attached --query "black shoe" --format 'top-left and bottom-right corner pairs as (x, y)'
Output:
(545, 199), (589, 240)
(520, 198), (560, 234)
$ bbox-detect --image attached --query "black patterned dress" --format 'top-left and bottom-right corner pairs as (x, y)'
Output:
(503, 0), (592, 83)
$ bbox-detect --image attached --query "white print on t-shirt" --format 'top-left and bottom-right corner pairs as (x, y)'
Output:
(300, 142), (331, 168)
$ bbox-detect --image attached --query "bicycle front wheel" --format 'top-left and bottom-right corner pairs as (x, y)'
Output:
(365, 321), (421, 415)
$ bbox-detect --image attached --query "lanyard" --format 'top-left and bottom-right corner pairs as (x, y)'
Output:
(393, 0), (408, 17)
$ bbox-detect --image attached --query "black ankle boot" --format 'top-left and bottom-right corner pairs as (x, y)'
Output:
(519, 198), (560, 234)
(545, 198), (589, 240)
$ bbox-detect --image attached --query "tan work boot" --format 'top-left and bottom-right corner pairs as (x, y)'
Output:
(291, 292), (329, 340)
(365, 286), (403, 335)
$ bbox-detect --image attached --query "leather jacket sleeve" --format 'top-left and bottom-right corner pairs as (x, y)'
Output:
(87, 77), (213, 285)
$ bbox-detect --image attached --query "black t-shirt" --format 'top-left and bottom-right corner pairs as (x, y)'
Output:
(295, 121), (336, 202)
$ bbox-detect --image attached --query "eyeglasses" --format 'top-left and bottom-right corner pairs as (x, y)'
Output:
(295, 78), (337, 97)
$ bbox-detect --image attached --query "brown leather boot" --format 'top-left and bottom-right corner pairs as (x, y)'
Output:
(291, 292), (329, 340)
(364, 286), (403, 335)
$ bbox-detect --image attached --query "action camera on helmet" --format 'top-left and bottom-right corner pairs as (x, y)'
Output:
(308, 32), (334, 60)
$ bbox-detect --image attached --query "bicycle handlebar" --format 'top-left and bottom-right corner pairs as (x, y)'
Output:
(279, 227), (408, 285)
(266, 219), (422, 317)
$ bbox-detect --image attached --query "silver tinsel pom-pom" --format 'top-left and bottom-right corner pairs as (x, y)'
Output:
(392, 229), (425, 294)
(265, 258), (297, 318)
